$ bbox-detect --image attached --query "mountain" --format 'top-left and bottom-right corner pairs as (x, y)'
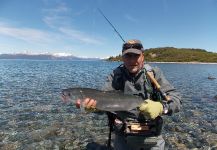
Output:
(107, 47), (217, 63)
(0, 53), (100, 61)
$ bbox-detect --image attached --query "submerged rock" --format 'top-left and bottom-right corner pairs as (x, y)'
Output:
(208, 76), (216, 80)
(28, 125), (60, 142)
(0, 131), (5, 141)
(0, 142), (20, 150)
(24, 140), (54, 150)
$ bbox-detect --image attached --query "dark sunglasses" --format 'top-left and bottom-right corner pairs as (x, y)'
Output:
(122, 43), (143, 51)
(123, 53), (141, 58)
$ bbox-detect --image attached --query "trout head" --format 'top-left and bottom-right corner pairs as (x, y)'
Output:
(61, 88), (84, 103)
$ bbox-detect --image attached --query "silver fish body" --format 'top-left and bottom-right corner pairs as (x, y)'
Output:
(61, 88), (143, 112)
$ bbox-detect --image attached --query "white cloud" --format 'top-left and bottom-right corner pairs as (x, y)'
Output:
(41, 1), (104, 45)
(124, 14), (138, 23)
(0, 1), (104, 53)
(43, 15), (70, 29)
(42, 2), (72, 28)
(0, 23), (53, 43)
(0, 21), (103, 47)
(59, 27), (102, 45)
(44, 3), (69, 13)
(41, 3), (103, 45)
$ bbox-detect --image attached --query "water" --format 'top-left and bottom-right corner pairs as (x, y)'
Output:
(0, 60), (217, 150)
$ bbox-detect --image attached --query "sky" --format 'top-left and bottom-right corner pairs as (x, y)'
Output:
(0, 0), (217, 58)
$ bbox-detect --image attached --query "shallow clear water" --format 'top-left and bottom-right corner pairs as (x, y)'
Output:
(0, 60), (217, 150)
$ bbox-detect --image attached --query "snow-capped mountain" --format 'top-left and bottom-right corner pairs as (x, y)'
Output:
(0, 53), (101, 60)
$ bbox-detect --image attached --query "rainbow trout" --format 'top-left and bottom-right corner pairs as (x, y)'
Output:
(61, 88), (143, 112)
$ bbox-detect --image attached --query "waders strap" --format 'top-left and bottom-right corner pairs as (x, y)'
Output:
(107, 123), (112, 148)
(107, 112), (115, 148)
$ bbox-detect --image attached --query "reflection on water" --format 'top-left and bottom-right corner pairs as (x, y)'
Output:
(0, 60), (217, 149)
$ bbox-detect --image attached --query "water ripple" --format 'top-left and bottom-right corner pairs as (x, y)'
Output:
(0, 60), (216, 149)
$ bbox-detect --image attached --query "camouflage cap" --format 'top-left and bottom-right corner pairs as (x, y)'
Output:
(122, 39), (144, 56)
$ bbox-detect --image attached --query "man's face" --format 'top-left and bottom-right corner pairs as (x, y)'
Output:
(122, 53), (144, 74)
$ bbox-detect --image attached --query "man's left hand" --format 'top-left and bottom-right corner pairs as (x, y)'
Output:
(139, 99), (163, 120)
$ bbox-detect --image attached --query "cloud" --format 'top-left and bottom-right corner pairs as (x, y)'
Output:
(0, 2), (103, 48)
(43, 15), (70, 29)
(124, 14), (138, 23)
(59, 27), (102, 45)
(42, 3), (103, 45)
(45, 3), (69, 13)
(42, 3), (71, 28)
(0, 23), (53, 43)
(0, 21), (103, 46)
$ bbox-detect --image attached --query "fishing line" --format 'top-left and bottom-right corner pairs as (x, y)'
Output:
(97, 8), (125, 43)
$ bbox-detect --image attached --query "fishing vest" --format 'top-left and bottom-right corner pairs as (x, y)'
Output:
(106, 64), (164, 147)
(111, 64), (162, 101)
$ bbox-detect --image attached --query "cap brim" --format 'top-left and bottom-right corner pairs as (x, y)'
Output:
(122, 48), (143, 56)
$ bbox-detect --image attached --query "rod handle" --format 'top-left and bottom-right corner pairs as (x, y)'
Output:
(146, 72), (161, 89)
(146, 72), (171, 101)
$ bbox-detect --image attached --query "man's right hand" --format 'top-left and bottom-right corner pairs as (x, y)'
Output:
(76, 98), (97, 112)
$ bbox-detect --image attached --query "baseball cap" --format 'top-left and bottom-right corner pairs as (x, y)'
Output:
(122, 39), (144, 56)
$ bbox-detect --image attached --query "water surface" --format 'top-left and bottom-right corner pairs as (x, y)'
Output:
(0, 60), (217, 149)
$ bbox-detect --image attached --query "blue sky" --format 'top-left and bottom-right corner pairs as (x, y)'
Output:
(0, 0), (217, 58)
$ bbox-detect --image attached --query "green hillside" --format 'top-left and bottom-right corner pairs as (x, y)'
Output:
(107, 47), (217, 63)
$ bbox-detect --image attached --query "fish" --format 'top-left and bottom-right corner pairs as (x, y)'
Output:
(61, 88), (144, 112)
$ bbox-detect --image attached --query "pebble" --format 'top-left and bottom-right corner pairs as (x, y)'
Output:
(0, 142), (19, 150)
(0, 131), (5, 141)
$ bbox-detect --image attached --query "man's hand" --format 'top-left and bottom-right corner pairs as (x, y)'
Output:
(139, 99), (163, 120)
(76, 98), (97, 112)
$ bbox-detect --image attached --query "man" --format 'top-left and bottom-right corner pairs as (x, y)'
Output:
(78, 39), (181, 150)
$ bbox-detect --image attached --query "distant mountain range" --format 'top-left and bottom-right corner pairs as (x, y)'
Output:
(0, 53), (101, 61)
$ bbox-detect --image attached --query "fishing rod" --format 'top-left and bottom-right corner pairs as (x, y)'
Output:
(98, 8), (125, 148)
(146, 72), (171, 101)
(97, 8), (125, 43)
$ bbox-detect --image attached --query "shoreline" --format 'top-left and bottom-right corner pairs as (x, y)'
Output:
(1, 59), (217, 64)
(147, 61), (217, 64)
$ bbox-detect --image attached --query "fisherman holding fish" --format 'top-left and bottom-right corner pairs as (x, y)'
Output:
(73, 39), (181, 150)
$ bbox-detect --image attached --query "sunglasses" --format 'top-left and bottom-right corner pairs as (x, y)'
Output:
(122, 43), (143, 51)
(123, 53), (141, 58)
